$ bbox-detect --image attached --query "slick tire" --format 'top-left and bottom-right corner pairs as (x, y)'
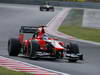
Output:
(67, 43), (79, 54)
(28, 40), (40, 59)
(8, 38), (21, 56)
(79, 54), (83, 60)
(46, 8), (49, 11)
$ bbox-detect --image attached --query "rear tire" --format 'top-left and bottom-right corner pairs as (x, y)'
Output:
(79, 54), (83, 60)
(8, 38), (21, 56)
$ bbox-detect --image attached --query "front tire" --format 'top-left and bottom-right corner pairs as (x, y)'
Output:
(67, 43), (79, 54)
(8, 38), (21, 56)
(66, 43), (80, 62)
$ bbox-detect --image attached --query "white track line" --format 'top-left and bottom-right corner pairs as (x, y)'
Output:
(0, 56), (70, 75)
(46, 8), (74, 40)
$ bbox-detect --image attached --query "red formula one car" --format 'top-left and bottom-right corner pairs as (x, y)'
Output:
(8, 26), (83, 62)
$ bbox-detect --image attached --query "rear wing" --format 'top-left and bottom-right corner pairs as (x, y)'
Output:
(19, 26), (38, 33)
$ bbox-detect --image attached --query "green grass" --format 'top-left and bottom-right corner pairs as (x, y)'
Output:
(59, 8), (100, 43)
(62, 9), (84, 26)
(0, 67), (32, 75)
(59, 25), (100, 42)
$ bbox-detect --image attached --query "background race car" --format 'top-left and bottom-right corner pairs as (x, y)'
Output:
(40, 5), (54, 11)
(8, 26), (83, 62)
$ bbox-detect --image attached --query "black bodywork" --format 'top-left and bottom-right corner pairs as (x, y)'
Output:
(40, 5), (54, 11)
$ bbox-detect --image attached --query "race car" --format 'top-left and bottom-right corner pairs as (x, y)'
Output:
(40, 4), (54, 11)
(8, 25), (83, 62)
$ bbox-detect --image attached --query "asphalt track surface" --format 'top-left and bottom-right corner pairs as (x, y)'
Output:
(0, 3), (100, 75)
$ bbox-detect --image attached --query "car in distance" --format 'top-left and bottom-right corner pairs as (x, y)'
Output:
(40, 4), (54, 11)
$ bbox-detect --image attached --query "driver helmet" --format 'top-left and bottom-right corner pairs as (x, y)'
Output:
(43, 34), (48, 40)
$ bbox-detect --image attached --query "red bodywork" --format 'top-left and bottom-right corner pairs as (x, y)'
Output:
(18, 26), (64, 56)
